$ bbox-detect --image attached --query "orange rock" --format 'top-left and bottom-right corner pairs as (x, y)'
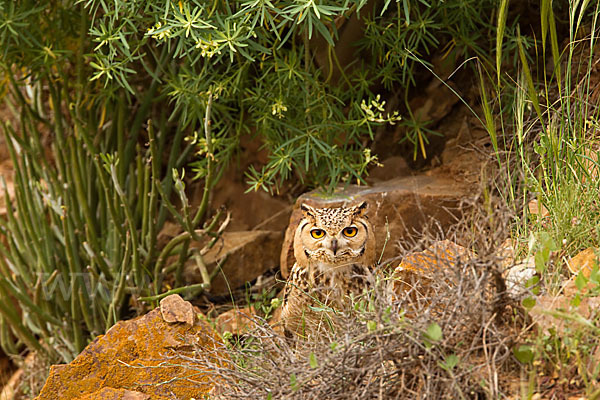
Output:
(567, 247), (598, 278)
(392, 240), (475, 295)
(75, 388), (150, 400)
(35, 295), (226, 400)
(395, 240), (474, 275)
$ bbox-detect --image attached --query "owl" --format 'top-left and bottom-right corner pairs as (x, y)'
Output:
(280, 201), (376, 337)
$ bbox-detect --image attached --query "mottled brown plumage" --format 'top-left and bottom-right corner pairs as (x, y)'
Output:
(281, 202), (376, 337)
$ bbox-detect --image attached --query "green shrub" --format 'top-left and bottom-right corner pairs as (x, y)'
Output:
(0, 0), (529, 363)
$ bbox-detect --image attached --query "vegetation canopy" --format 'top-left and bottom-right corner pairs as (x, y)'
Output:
(1, 1), (600, 398)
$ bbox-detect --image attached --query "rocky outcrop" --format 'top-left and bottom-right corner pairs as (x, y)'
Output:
(280, 175), (473, 277)
(35, 295), (225, 400)
(186, 230), (284, 295)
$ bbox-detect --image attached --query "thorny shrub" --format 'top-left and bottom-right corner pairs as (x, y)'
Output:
(180, 196), (527, 399)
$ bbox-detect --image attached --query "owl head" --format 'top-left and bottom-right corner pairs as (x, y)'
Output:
(293, 201), (375, 269)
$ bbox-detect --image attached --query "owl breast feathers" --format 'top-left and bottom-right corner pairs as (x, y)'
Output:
(281, 201), (376, 337)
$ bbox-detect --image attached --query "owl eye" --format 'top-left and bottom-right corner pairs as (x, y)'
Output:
(310, 229), (325, 239)
(342, 227), (358, 237)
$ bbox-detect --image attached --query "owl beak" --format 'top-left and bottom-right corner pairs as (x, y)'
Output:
(331, 238), (338, 255)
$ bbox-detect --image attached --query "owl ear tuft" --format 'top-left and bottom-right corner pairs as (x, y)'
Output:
(300, 203), (317, 219)
(351, 201), (368, 217)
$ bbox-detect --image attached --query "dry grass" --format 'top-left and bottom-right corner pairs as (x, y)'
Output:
(182, 195), (527, 399)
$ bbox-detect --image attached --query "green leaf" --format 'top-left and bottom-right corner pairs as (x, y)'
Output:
(290, 373), (299, 391)
(367, 320), (377, 332)
(516, 25), (543, 123)
(309, 352), (318, 368)
(521, 296), (536, 310)
(513, 344), (534, 364)
(571, 293), (582, 307)
(590, 263), (600, 285)
(496, 0), (509, 85)
(423, 322), (443, 346)
(575, 271), (588, 291)
(525, 276), (540, 295)
(539, 232), (558, 252)
(534, 251), (547, 273)
(440, 353), (459, 371)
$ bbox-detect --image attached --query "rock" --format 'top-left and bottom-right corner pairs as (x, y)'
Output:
(186, 230), (283, 295)
(527, 199), (549, 218)
(392, 240), (475, 294)
(75, 388), (150, 400)
(394, 239), (474, 274)
(367, 156), (410, 183)
(215, 306), (256, 335)
(504, 257), (537, 299)
(567, 247), (598, 278)
(199, 139), (292, 232)
(35, 295), (224, 400)
(280, 176), (472, 278)
(529, 278), (600, 336)
(409, 80), (460, 123)
(160, 293), (195, 325)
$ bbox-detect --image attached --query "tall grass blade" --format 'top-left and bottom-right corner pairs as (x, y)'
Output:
(516, 26), (543, 124)
(496, 0), (509, 86)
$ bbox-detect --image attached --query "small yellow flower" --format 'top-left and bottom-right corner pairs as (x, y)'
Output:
(195, 38), (221, 58)
(147, 22), (172, 41)
(271, 99), (288, 119)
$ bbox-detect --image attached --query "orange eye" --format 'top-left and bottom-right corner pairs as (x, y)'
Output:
(343, 227), (358, 237)
(310, 229), (325, 239)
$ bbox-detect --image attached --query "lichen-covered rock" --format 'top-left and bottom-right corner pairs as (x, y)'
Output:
(567, 247), (599, 278)
(35, 295), (225, 400)
(74, 388), (150, 400)
(280, 176), (472, 277)
(394, 239), (474, 275)
(392, 240), (475, 294)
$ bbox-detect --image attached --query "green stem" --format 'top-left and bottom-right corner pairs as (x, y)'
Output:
(139, 283), (210, 303)
(192, 93), (214, 227)
(109, 163), (142, 286)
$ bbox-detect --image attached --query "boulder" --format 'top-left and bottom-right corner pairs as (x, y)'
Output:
(392, 239), (475, 295)
(503, 256), (537, 299)
(394, 239), (474, 274)
(280, 175), (472, 278)
(75, 388), (150, 400)
(567, 247), (599, 278)
(35, 295), (225, 400)
(186, 230), (283, 295)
